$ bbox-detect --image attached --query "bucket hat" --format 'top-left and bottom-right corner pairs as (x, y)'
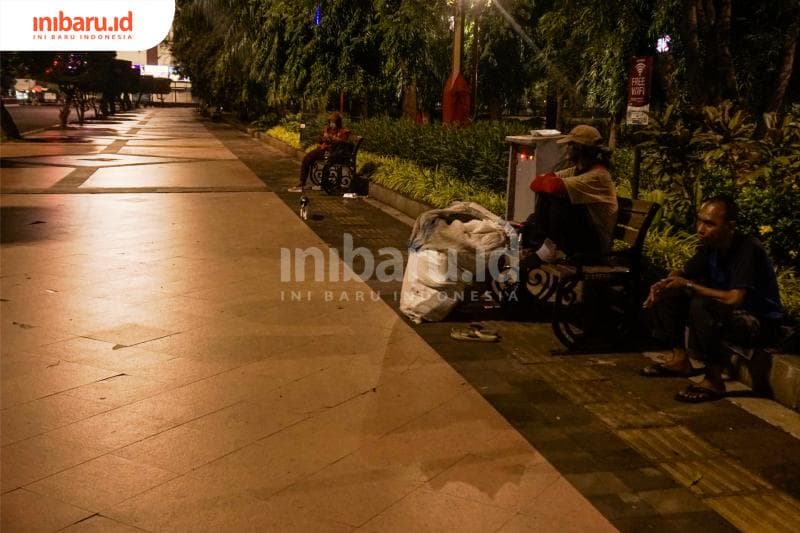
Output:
(557, 124), (603, 146)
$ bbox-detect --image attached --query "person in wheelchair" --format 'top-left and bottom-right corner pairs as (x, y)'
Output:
(288, 112), (351, 192)
(520, 124), (617, 268)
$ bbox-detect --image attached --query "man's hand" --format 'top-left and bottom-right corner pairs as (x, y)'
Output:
(642, 275), (692, 308)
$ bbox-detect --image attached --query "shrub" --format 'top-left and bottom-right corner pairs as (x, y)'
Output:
(358, 152), (506, 215)
(264, 126), (506, 214)
(638, 102), (800, 270)
(265, 126), (302, 150)
(349, 117), (529, 193)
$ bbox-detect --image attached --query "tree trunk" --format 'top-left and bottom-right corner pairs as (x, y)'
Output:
(59, 89), (74, 128)
(545, 91), (557, 129)
(715, 0), (738, 101)
(766, 18), (799, 114)
(608, 113), (621, 150)
(73, 90), (85, 125)
(488, 96), (501, 120)
(402, 81), (417, 120)
(1, 101), (21, 139)
(682, 0), (706, 107)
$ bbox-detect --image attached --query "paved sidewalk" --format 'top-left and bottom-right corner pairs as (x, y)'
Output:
(1, 109), (615, 532)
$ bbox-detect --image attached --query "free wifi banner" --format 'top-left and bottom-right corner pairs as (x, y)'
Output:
(0, 0), (175, 51)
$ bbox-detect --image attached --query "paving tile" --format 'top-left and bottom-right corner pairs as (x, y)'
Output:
(611, 512), (737, 533)
(590, 448), (653, 471)
(32, 337), (164, 369)
(0, 488), (93, 533)
(185, 400), (306, 444)
(0, 361), (114, 407)
(612, 467), (680, 492)
(84, 322), (178, 347)
(121, 376), (248, 424)
(60, 515), (145, 532)
(104, 475), (331, 532)
(357, 486), (515, 533)
(26, 454), (176, 512)
(586, 492), (659, 519)
(44, 406), (175, 452)
(124, 356), (237, 386)
(564, 471), (631, 496)
(1, 392), (111, 445)
(113, 425), (247, 474)
(261, 451), (424, 527)
(190, 395), (385, 497)
(704, 491), (800, 533)
(1, 433), (107, 492)
(637, 487), (712, 515)
(425, 452), (559, 512)
(82, 160), (265, 188)
(497, 511), (616, 533)
(63, 373), (172, 408)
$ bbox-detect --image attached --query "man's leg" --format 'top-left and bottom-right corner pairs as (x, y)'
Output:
(684, 296), (738, 395)
(521, 193), (556, 249)
(642, 289), (694, 375)
(293, 148), (326, 189)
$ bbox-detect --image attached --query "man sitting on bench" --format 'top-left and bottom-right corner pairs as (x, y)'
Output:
(521, 124), (617, 267)
(641, 195), (784, 403)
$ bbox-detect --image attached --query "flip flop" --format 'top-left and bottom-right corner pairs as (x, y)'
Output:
(450, 327), (499, 342)
(674, 385), (724, 403)
(640, 363), (695, 378)
(468, 322), (500, 337)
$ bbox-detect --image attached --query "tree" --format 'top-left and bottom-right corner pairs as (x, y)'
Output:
(377, 0), (450, 118)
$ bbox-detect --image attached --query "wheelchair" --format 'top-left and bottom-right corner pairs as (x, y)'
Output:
(308, 135), (363, 195)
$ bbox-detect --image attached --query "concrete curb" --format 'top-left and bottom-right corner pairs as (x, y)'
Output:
(738, 352), (800, 411)
(367, 182), (434, 220)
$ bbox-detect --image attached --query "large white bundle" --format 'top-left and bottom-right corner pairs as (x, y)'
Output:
(399, 249), (465, 324)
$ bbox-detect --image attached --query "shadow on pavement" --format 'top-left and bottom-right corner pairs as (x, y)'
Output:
(0, 206), (59, 244)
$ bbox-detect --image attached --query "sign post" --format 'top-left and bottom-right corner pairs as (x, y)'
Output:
(626, 57), (653, 126)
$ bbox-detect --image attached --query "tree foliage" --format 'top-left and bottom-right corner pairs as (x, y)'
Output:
(169, 0), (798, 124)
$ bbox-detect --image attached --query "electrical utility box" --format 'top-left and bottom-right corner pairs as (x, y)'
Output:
(504, 132), (566, 221)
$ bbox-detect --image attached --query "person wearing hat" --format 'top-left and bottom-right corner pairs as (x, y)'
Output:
(288, 112), (351, 192)
(520, 124), (618, 264)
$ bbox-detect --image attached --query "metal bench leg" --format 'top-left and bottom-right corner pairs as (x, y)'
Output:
(551, 276), (590, 350)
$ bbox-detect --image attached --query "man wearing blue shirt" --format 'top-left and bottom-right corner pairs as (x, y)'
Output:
(640, 195), (783, 402)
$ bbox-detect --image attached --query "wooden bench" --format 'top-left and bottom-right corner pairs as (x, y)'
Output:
(524, 197), (661, 350)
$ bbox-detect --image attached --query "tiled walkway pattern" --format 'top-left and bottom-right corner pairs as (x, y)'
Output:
(1, 110), (615, 532)
(213, 113), (800, 531)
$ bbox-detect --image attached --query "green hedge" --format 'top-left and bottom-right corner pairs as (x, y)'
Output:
(349, 117), (530, 193)
(265, 125), (507, 214)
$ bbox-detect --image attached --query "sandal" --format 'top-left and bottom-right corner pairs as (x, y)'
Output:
(640, 363), (697, 378)
(450, 326), (499, 342)
(675, 385), (724, 403)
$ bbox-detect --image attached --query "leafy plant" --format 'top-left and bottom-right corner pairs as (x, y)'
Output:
(350, 117), (530, 193)
(690, 101), (763, 190)
(266, 126), (301, 149)
(358, 152), (507, 215)
(638, 105), (700, 227)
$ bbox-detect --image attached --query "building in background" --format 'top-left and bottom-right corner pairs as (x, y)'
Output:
(118, 31), (194, 105)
